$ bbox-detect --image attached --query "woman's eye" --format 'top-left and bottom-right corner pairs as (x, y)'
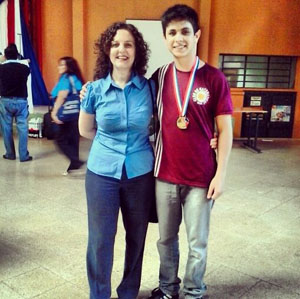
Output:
(111, 43), (119, 48)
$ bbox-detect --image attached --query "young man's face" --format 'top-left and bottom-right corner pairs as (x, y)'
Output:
(164, 20), (200, 60)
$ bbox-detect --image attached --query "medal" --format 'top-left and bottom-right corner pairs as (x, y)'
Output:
(177, 116), (189, 129)
(172, 57), (199, 130)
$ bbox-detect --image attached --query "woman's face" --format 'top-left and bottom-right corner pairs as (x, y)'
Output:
(58, 59), (67, 75)
(109, 29), (136, 72)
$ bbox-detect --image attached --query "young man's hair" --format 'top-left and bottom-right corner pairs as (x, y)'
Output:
(161, 4), (199, 36)
(4, 44), (18, 60)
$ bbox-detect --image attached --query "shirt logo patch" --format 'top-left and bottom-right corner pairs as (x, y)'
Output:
(192, 87), (210, 105)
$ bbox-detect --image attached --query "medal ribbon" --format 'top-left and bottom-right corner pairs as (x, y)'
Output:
(172, 57), (199, 117)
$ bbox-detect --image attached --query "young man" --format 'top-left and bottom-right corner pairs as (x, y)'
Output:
(149, 4), (233, 299)
(0, 44), (32, 162)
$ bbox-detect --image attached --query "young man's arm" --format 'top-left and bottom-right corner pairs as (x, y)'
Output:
(207, 114), (232, 199)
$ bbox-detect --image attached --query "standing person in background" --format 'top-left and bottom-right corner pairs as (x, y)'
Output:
(148, 4), (233, 299)
(51, 56), (84, 175)
(0, 44), (31, 162)
(79, 22), (155, 299)
(0, 51), (5, 63)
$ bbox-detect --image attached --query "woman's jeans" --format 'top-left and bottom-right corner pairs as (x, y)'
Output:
(0, 97), (30, 161)
(156, 179), (214, 298)
(55, 119), (80, 168)
(85, 168), (154, 299)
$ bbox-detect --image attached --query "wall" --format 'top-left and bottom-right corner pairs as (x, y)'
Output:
(41, 0), (73, 91)
(207, 0), (300, 138)
(40, 0), (300, 138)
(41, 0), (199, 90)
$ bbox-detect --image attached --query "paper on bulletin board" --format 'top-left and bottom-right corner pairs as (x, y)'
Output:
(270, 105), (291, 122)
(250, 96), (262, 106)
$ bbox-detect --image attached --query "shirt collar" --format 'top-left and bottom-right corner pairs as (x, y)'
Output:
(102, 72), (143, 94)
(2, 59), (20, 64)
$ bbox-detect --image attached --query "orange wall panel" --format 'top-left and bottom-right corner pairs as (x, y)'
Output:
(209, 0), (300, 65)
(41, 0), (73, 92)
(231, 90), (245, 138)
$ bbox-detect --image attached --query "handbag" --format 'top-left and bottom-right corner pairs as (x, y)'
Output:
(147, 80), (158, 223)
(57, 76), (80, 122)
(147, 80), (159, 139)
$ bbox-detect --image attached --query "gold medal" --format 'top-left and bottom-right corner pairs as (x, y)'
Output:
(177, 116), (189, 129)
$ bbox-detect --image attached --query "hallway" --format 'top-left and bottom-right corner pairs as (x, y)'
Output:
(0, 137), (300, 298)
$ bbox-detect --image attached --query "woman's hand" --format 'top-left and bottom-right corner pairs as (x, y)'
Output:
(210, 132), (218, 149)
(80, 82), (90, 100)
(51, 111), (63, 124)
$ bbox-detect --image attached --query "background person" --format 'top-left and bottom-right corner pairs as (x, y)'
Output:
(51, 56), (84, 175)
(0, 44), (31, 162)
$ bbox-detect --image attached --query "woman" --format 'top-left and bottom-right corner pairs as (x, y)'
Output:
(51, 56), (84, 175)
(79, 22), (155, 299)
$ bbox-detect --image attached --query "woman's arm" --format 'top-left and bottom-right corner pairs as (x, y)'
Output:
(51, 90), (68, 124)
(79, 110), (96, 140)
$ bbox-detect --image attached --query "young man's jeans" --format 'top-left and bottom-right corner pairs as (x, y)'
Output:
(156, 179), (214, 298)
(0, 97), (30, 161)
(85, 168), (154, 299)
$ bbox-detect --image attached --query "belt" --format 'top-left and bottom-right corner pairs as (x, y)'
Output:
(0, 96), (26, 99)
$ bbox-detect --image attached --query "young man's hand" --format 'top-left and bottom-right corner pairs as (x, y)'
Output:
(80, 82), (90, 100)
(210, 132), (218, 149)
(207, 173), (225, 200)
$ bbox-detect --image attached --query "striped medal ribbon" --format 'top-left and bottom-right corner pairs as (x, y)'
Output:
(172, 57), (199, 129)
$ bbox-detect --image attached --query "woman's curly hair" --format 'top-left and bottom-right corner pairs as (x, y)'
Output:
(94, 22), (150, 80)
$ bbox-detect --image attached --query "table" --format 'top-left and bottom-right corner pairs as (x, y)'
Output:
(234, 107), (268, 153)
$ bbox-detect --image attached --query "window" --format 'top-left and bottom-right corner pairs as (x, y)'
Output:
(219, 54), (296, 89)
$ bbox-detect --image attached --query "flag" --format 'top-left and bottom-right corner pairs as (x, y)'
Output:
(0, 0), (49, 109)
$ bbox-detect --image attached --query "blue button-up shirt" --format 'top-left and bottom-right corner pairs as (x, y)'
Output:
(51, 73), (82, 98)
(81, 73), (154, 179)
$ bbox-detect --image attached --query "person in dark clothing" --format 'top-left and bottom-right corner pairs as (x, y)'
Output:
(50, 56), (84, 175)
(0, 44), (32, 162)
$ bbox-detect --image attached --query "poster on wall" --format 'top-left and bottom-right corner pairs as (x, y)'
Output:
(270, 105), (291, 122)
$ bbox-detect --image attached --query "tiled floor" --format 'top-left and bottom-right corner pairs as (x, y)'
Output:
(0, 136), (300, 299)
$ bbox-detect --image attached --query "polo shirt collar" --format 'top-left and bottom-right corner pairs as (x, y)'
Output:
(102, 72), (143, 94)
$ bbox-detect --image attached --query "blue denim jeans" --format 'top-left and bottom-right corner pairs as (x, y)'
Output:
(85, 168), (155, 299)
(0, 97), (30, 161)
(155, 179), (214, 298)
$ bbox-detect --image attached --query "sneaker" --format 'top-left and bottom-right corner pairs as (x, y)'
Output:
(3, 154), (16, 160)
(20, 156), (32, 162)
(63, 161), (85, 176)
(149, 287), (179, 299)
(67, 160), (85, 172)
